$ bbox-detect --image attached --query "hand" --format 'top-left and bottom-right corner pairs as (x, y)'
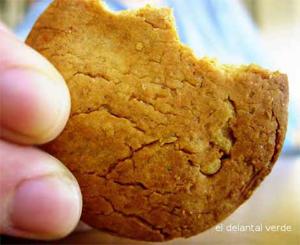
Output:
(0, 22), (82, 240)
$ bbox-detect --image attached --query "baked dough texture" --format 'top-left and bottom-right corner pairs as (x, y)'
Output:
(26, 0), (288, 241)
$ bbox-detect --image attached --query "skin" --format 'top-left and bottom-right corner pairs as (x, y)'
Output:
(0, 22), (82, 240)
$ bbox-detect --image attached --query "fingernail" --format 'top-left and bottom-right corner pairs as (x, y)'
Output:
(11, 174), (82, 238)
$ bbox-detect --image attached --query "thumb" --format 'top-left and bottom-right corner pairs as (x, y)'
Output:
(0, 140), (82, 240)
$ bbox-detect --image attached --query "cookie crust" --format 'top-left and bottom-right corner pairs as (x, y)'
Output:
(26, 0), (288, 241)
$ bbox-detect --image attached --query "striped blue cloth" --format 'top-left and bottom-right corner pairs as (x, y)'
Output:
(15, 0), (299, 154)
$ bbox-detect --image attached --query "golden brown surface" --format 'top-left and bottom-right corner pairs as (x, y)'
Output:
(4, 157), (300, 244)
(26, 0), (288, 241)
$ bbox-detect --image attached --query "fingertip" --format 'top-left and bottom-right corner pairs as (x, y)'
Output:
(9, 174), (82, 240)
(0, 141), (82, 240)
(0, 67), (71, 145)
(0, 29), (71, 145)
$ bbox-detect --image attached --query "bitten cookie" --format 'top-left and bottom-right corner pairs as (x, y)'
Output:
(26, 0), (288, 241)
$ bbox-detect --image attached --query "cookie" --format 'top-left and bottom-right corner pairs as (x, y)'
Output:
(26, 0), (288, 241)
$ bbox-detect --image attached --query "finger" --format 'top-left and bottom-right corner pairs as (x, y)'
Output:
(0, 25), (70, 145)
(0, 140), (82, 240)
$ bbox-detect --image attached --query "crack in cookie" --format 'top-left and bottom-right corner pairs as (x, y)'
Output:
(27, 0), (288, 241)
